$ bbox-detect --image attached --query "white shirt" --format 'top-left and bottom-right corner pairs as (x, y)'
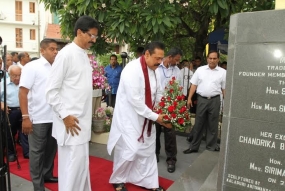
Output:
(46, 42), (93, 146)
(19, 57), (53, 123)
(16, 62), (23, 68)
(107, 58), (162, 160)
(190, 65), (226, 97)
(180, 67), (193, 96)
(157, 62), (182, 92)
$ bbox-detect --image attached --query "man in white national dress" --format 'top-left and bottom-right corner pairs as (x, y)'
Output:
(107, 41), (171, 191)
(45, 16), (100, 191)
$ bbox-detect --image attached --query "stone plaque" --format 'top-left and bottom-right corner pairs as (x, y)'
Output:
(218, 10), (285, 191)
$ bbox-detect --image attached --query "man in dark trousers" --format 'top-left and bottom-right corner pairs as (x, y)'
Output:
(183, 50), (226, 154)
(156, 47), (183, 173)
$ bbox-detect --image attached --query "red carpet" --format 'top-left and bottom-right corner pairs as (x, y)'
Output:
(9, 146), (174, 191)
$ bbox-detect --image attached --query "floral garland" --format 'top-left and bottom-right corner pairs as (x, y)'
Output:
(90, 55), (110, 90)
(154, 77), (191, 132)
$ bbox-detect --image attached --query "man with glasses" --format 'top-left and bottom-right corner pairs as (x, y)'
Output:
(155, 47), (183, 173)
(46, 16), (100, 191)
(1, 65), (28, 162)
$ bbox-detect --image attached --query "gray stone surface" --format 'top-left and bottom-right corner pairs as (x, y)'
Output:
(167, 150), (219, 191)
(218, 9), (285, 191)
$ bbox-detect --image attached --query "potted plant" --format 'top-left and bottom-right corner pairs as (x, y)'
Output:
(92, 106), (114, 133)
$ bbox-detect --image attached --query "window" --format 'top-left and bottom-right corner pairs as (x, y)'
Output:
(16, 28), (23, 48)
(15, 1), (22, 21)
(29, 2), (35, 13)
(30, 29), (36, 40)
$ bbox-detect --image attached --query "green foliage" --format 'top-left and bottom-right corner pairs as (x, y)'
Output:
(40, 0), (275, 57)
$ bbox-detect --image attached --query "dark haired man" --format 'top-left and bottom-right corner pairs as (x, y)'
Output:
(136, 46), (144, 58)
(104, 54), (123, 108)
(183, 51), (226, 154)
(19, 38), (58, 191)
(46, 16), (100, 191)
(155, 47), (183, 173)
(17, 52), (30, 68)
(107, 41), (170, 191)
(11, 52), (19, 65)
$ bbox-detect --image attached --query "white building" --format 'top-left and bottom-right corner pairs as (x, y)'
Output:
(0, 0), (48, 58)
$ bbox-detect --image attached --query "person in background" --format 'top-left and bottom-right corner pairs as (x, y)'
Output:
(136, 46), (144, 58)
(183, 50), (226, 154)
(221, 61), (227, 70)
(155, 47), (183, 173)
(104, 54), (123, 108)
(17, 52), (30, 68)
(11, 52), (19, 65)
(1, 65), (28, 161)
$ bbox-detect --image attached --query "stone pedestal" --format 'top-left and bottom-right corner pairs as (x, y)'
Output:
(90, 131), (109, 144)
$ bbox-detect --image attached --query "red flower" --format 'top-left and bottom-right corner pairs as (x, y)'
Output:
(171, 113), (177, 118)
(179, 86), (183, 91)
(169, 80), (174, 85)
(161, 96), (165, 101)
(169, 89), (174, 93)
(157, 109), (162, 114)
(173, 101), (178, 107)
(159, 102), (165, 107)
(163, 115), (171, 121)
(176, 96), (182, 101)
(178, 118), (184, 125)
(179, 106), (187, 113)
(172, 77), (176, 80)
(168, 105), (175, 113)
(167, 96), (171, 101)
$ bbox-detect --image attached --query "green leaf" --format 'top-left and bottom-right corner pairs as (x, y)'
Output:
(119, 24), (124, 33)
(217, 0), (226, 9)
(163, 17), (172, 27)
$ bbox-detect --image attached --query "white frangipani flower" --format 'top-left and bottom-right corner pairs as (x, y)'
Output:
(102, 3), (106, 8)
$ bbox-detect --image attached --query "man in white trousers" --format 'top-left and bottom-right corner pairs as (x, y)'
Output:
(107, 41), (171, 191)
(45, 16), (100, 191)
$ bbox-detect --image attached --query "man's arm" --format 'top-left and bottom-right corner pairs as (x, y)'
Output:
(19, 87), (33, 134)
(187, 84), (197, 108)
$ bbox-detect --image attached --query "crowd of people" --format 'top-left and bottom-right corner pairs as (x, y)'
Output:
(0, 15), (227, 191)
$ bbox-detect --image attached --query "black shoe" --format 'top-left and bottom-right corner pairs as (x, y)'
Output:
(156, 154), (159, 163)
(8, 155), (16, 162)
(44, 177), (58, 183)
(206, 145), (220, 152)
(113, 183), (128, 191)
(167, 164), (175, 173)
(24, 155), (29, 159)
(183, 148), (198, 154)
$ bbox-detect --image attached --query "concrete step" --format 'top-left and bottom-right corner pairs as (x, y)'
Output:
(167, 150), (219, 191)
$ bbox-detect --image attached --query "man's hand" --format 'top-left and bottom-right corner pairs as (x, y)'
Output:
(0, 102), (9, 114)
(63, 115), (81, 136)
(22, 118), (33, 135)
(156, 114), (172, 129)
(187, 99), (193, 108)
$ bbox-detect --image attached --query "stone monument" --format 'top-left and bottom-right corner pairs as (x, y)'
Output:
(218, 9), (285, 191)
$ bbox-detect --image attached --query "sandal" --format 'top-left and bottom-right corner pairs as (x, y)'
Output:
(113, 183), (128, 191)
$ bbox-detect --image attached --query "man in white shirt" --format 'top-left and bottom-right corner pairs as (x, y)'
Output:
(183, 50), (226, 154)
(19, 39), (58, 191)
(17, 52), (30, 68)
(180, 60), (193, 97)
(155, 47), (183, 173)
(107, 41), (171, 191)
(11, 52), (19, 65)
(45, 16), (100, 191)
